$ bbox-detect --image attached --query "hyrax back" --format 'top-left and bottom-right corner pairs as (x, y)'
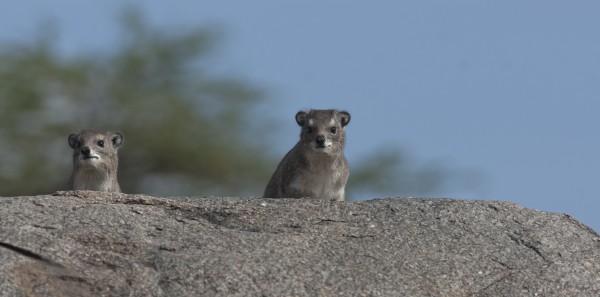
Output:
(67, 130), (124, 193)
(263, 109), (351, 201)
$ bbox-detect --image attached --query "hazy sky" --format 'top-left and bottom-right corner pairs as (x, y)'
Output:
(1, 1), (599, 232)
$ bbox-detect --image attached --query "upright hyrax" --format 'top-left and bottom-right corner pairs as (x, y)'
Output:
(263, 109), (351, 201)
(67, 130), (124, 193)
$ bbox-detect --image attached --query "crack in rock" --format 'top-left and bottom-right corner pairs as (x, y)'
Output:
(508, 234), (548, 262)
(470, 271), (513, 296)
(0, 241), (63, 267)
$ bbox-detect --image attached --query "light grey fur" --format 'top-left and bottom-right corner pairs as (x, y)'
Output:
(263, 109), (351, 201)
(67, 130), (124, 193)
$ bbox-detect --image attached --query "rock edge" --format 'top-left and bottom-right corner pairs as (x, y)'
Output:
(0, 191), (599, 296)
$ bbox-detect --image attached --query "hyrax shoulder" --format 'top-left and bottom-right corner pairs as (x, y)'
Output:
(263, 109), (351, 201)
(67, 130), (124, 193)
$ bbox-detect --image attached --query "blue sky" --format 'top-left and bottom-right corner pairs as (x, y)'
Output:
(2, 1), (599, 232)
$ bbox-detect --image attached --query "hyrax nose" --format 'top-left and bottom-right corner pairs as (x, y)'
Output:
(81, 146), (91, 156)
(316, 135), (326, 146)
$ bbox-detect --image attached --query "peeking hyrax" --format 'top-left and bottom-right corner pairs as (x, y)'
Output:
(67, 130), (124, 193)
(263, 109), (351, 201)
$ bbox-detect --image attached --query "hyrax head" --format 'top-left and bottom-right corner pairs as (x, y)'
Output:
(68, 130), (124, 167)
(295, 109), (351, 154)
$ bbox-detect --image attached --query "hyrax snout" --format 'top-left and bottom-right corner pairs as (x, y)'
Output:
(67, 130), (124, 193)
(263, 109), (351, 201)
(296, 109), (350, 153)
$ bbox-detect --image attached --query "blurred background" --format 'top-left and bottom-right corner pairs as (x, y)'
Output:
(0, 1), (598, 232)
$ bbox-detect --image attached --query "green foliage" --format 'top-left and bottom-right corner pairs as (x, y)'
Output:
(0, 10), (458, 199)
(347, 148), (449, 199)
(0, 11), (273, 196)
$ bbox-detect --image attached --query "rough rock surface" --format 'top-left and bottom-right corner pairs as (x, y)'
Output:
(0, 191), (599, 296)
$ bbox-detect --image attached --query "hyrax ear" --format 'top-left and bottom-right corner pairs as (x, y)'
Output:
(338, 111), (351, 127)
(111, 132), (124, 148)
(295, 111), (308, 126)
(68, 133), (79, 149)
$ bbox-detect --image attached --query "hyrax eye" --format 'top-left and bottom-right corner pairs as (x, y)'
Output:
(307, 127), (314, 134)
(97, 140), (105, 147)
(330, 127), (337, 134)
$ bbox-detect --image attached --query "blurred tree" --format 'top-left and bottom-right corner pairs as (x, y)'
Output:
(347, 148), (457, 200)
(0, 9), (459, 198)
(0, 10), (273, 196)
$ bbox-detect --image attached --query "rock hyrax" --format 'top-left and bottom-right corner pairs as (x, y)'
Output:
(263, 109), (351, 201)
(67, 130), (124, 193)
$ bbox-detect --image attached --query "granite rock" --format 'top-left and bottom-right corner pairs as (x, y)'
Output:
(0, 191), (598, 296)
